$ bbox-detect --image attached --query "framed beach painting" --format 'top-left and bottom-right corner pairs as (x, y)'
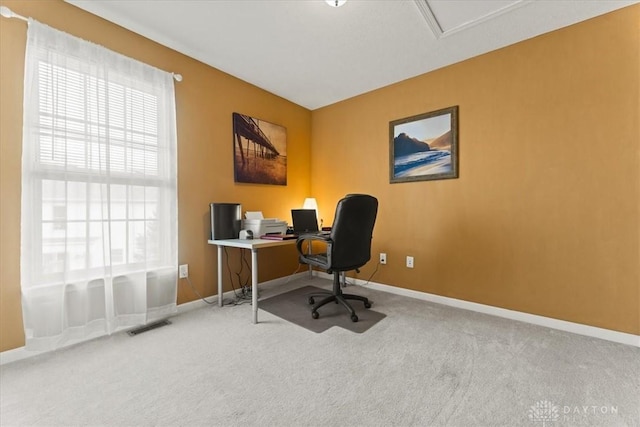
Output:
(389, 106), (458, 183)
(233, 112), (287, 185)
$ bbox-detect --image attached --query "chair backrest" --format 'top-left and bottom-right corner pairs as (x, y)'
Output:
(329, 194), (378, 271)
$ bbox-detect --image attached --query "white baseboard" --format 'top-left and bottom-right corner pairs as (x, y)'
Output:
(176, 271), (309, 314)
(176, 297), (210, 313)
(4, 272), (637, 364)
(1, 272), (309, 365)
(326, 272), (639, 348)
(0, 346), (44, 365)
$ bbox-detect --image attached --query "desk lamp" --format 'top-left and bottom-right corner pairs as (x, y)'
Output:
(302, 197), (322, 228)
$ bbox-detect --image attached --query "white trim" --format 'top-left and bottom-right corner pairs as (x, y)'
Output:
(413, 0), (532, 39)
(0, 346), (44, 365)
(413, 0), (443, 38)
(258, 271), (309, 289)
(4, 272), (637, 364)
(336, 272), (640, 348)
(176, 297), (209, 314)
(1, 272), (309, 365)
(176, 271), (309, 315)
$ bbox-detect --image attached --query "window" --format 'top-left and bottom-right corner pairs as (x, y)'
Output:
(21, 21), (177, 350)
(34, 63), (169, 282)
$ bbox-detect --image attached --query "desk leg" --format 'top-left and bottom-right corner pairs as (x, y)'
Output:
(251, 248), (259, 324)
(217, 246), (223, 307)
(307, 241), (313, 278)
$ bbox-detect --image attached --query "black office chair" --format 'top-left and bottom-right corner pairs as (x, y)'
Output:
(296, 194), (378, 322)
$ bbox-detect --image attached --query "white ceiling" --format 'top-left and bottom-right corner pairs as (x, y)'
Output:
(66, 0), (638, 110)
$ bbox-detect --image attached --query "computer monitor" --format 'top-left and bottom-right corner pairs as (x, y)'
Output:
(291, 209), (319, 234)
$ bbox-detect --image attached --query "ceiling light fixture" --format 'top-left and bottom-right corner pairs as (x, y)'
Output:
(325, 0), (347, 7)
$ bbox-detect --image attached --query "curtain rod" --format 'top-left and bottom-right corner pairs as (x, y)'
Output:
(0, 5), (27, 22)
(0, 6), (183, 82)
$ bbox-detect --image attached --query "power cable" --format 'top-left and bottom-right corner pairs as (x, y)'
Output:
(181, 276), (216, 305)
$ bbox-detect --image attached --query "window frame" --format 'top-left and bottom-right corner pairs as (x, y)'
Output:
(30, 60), (174, 287)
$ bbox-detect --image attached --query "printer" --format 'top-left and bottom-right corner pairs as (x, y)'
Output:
(242, 211), (287, 238)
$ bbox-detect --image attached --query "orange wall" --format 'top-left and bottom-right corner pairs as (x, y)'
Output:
(312, 5), (639, 335)
(1, 2), (638, 353)
(0, 0), (311, 352)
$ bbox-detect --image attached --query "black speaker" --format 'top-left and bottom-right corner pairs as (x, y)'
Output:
(210, 203), (241, 240)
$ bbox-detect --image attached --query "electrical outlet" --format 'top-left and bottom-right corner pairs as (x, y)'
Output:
(179, 264), (189, 279)
(379, 253), (387, 264)
(406, 256), (414, 269)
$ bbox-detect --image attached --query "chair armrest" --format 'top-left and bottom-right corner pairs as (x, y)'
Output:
(295, 233), (332, 255)
(296, 233), (333, 269)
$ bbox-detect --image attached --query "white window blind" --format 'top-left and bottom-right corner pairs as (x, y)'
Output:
(21, 20), (178, 351)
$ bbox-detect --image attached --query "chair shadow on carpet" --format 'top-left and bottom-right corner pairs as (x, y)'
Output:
(259, 285), (386, 333)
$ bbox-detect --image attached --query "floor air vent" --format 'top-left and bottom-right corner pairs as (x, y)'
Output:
(127, 319), (171, 336)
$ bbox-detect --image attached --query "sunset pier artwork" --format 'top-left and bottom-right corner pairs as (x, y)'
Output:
(233, 112), (287, 185)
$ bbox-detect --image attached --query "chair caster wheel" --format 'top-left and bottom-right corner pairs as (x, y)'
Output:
(364, 302), (371, 309)
(351, 314), (358, 322)
(308, 297), (315, 305)
(312, 311), (319, 319)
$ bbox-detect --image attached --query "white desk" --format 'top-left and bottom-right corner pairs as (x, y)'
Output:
(208, 238), (296, 323)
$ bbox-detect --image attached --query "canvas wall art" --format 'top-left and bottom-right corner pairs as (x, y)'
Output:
(389, 106), (458, 183)
(233, 112), (287, 185)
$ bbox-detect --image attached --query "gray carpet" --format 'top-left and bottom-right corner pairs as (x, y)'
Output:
(259, 285), (386, 333)
(1, 276), (638, 426)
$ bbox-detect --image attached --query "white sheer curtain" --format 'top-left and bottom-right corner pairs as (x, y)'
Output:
(21, 20), (178, 351)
